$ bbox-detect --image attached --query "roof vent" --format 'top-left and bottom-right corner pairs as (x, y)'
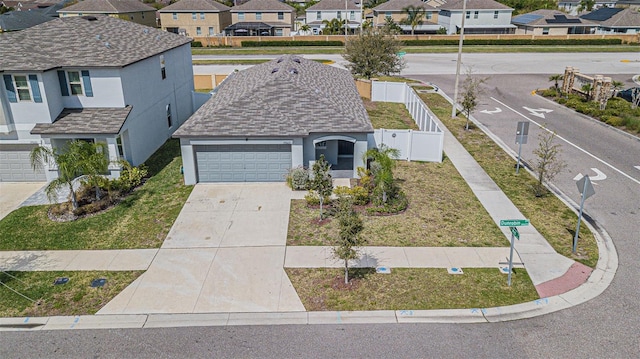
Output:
(82, 16), (98, 21)
(143, 28), (149, 34)
(96, 34), (101, 40)
(271, 68), (279, 74)
(292, 57), (301, 64)
(289, 68), (298, 75)
(156, 35), (161, 40)
(277, 57), (284, 63)
(104, 42), (111, 48)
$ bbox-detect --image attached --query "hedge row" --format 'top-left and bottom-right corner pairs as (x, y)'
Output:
(402, 38), (624, 46)
(241, 40), (344, 47)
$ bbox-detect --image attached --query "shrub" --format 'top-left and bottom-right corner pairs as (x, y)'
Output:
(403, 38), (624, 46)
(603, 115), (625, 127)
(191, 41), (203, 47)
(241, 40), (344, 47)
(541, 88), (560, 98)
(356, 166), (374, 193)
(333, 186), (370, 206)
(304, 191), (331, 206)
(110, 165), (148, 193)
(366, 191), (408, 215)
(286, 166), (309, 190)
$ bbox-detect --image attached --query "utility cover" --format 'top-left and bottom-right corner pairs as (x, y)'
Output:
(53, 277), (69, 285)
(376, 266), (391, 274)
(447, 267), (464, 275)
(90, 278), (107, 288)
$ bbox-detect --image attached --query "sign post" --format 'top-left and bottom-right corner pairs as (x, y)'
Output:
(574, 175), (595, 253)
(515, 121), (529, 174)
(500, 219), (529, 286)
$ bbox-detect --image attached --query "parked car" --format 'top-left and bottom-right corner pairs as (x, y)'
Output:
(617, 87), (640, 103)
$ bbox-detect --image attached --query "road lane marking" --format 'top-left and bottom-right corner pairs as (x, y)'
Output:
(523, 107), (553, 119)
(491, 97), (640, 186)
(480, 107), (502, 114)
(635, 166), (640, 171)
(573, 168), (607, 181)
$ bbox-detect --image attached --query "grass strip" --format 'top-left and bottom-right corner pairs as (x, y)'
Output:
(287, 268), (538, 311)
(0, 271), (142, 317)
(420, 93), (598, 267)
(0, 139), (193, 250)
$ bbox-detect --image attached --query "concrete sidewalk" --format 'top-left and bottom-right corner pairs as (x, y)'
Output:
(0, 249), (157, 271)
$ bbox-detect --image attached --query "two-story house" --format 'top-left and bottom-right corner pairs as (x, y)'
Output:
(0, 15), (195, 182)
(438, 0), (515, 35)
(159, 0), (232, 37)
(372, 0), (440, 34)
(558, 1), (618, 16)
(225, 0), (295, 36)
(305, 0), (363, 35)
(58, 0), (158, 28)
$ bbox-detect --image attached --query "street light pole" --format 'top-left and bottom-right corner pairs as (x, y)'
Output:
(360, 0), (363, 35)
(451, 0), (467, 118)
(345, 0), (348, 43)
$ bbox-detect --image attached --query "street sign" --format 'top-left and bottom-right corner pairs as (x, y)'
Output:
(500, 219), (530, 227)
(510, 226), (520, 240)
(576, 175), (595, 200)
(515, 121), (529, 145)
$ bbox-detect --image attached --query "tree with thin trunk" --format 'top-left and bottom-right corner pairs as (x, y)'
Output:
(401, 5), (426, 36)
(610, 80), (624, 98)
(460, 72), (487, 130)
(581, 83), (593, 101)
(332, 195), (365, 284)
(532, 130), (566, 197)
(549, 74), (563, 92)
(364, 145), (399, 204)
(310, 154), (333, 219)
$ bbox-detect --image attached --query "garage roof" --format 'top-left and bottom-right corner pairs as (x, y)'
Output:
(173, 56), (373, 138)
(31, 106), (131, 135)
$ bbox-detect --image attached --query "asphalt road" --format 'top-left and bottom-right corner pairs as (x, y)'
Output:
(1, 54), (639, 358)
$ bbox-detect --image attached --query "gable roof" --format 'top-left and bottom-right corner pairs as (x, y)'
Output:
(373, 0), (437, 12)
(231, 0), (294, 12)
(159, 0), (230, 13)
(307, 0), (361, 11)
(59, 0), (156, 13)
(582, 7), (640, 27)
(441, 0), (512, 11)
(173, 55), (372, 138)
(0, 15), (191, 72)
(512, 10), (593, 26)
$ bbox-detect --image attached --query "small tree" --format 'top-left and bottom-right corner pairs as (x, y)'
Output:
(581, 83), (593, 101)
(549, 74), (563, 92)
(364, 145), (400, 204)
(401, 5), (426, 36)
(381, 17), (402, 35)
(610, 80), (624, 98)
(332, 196), (365, 284)
(577, 0), (595, 12)
(532, 130), (566, 197)
(310, 154), (333, 219)
(322, 18), (346, 35)
(460, 73), (487, 130)
(343, 30), (406, 79)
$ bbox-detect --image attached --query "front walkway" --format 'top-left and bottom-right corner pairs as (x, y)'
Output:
(0, 182), (45, 220)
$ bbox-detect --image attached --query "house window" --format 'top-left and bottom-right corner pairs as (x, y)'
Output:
(130, 16), (134, 20)
(494, 11), (499, 19)
(196, 27), (201, 35)
(350, 11), (355, 21)
(160, 55), (166, 79)
(116, 135), (125, 160)
(200, 12), (205, 20)
(275, 28), (283, 36)
(192, 12), (196, 20)
(67, 71), (84, 95)
(172, 12), (177, 20)
(256, 12), (262, 20)
(542, 27), (549, 35)
(337, 11), (342, 20)
(141, 12), (145, 19)
(13, 75), (32, 101)
(385, 11), (391, 18)
(238, 12), (245, 20)
(278, 12), (284, 20)
(166, 104), (172, 127)
(466, 11), (470, 19)
(209, 27), (214, 36)
(316, 11), (321, 20)
(426, 12), (432, 20)
(315, 141), (327, 149)
(474, 11), (479, 19)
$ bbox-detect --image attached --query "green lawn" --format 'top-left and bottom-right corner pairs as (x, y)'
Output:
(0, 271), (142, 317)
(192, 59), (333, 65)
(0, 139), (193, 250)
(420, 93), (598, 267)
(287, 268), (538, 311)
(364, 100), (419, 130)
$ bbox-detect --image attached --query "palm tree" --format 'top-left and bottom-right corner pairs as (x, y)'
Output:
(611, 80), (624, 97)
(30, 140), (109, 210)
(577, 0), (595, 13)
(300, 24), (311, 35)
(581, 83), (593, 101)
(321, 18), (346, 35)
(401, 5), (426, 36)
(549, 74), (563, 92)
(363, 145), (400, 203)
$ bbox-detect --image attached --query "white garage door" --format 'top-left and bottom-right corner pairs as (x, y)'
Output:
(0, 145), (46, 182)
(195, 144), (291, 182)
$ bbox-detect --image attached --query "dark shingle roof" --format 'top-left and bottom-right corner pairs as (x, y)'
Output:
(373, 0), (436, 12)
(307, 0), (361, 11)
(442, 0), (512, 10)
(60, 0), (156, 13)
(581, 7), (640, 27)
(159, 0), (230, 12)
(0, 15), (192, 72)
(231, 0), (294, 12)
(174, 56), (372, 138)
(31, 106), (132, 135)
(512, 10), (593, 26)
(0, 8), (55, 31)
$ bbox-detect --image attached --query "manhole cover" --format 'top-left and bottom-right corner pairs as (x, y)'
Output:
(90, 278), (107, 287)
(53, 277), (69, 285)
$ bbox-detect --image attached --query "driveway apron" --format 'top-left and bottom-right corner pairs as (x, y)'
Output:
(98, 183), (305, 314)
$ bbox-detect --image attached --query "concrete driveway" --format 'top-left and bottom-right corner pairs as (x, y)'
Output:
(0, 182), (45, 220)
(99, 183), (305, 314)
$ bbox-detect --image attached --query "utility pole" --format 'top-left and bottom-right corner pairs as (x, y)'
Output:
(451, 0), (467, 118)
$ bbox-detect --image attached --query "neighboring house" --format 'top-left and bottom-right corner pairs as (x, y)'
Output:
(225, 0), (295, 36)
(581, 7), (640, 34)
(0, 0), (67, 31)
(58, 0), (158, 28)
(0, 15), (195, 182)
(159, 0), (232, 37)
(372, 0), (439, 34)
(306, 0), (363, 35)
(512, 10), (596, 35)
(558, 1), (618, 16)
(437, 0), (515, 35)
(1, 0), (59, 11)
(174, 55), (373, 184)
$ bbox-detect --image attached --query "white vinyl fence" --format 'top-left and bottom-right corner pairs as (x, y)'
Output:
(369, 81), (444, 162)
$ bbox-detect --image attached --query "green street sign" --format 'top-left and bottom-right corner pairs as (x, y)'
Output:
(500, 219), (529, 227)
(510, 226), (520, 240)
(397, 51), (406, 57)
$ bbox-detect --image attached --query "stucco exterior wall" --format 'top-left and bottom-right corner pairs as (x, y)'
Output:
(372, 11), (438, 27)
(59, 11), (157, 28)
(160, 11), (232, 36)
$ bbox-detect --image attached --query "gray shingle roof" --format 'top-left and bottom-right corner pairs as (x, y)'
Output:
(231, 0), (294, 12)
(373, 0), (436, 12)
(31, 106), (132, 135)
(60, 0), (156, 13)
(159, 0), (230, 13)
(307, 0), (361, 11)
(174, 56), (372, 138)
(442, 0), (512, 10)
(0, 15), (192, 72)
(0, 8), (55, 31)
